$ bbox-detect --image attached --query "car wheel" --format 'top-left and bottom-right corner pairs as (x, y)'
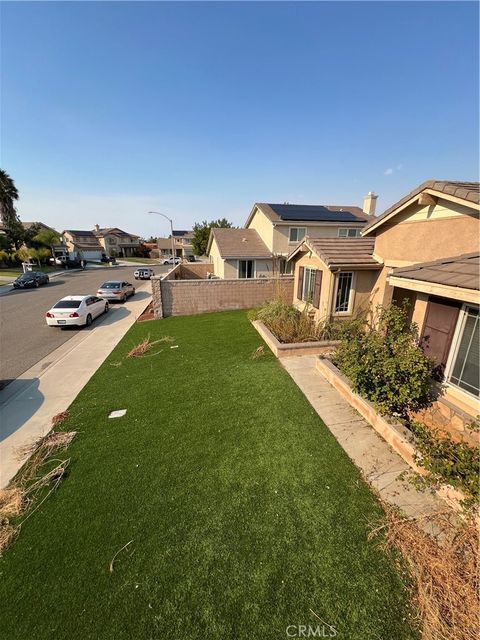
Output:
(46, 277), (50, 283)
(122, 294), (127, 303)
(85, 314), (92, 327)
(131, 289), (135, 296)
(104, 303), (109, 314)
(35, 281), (39, 288)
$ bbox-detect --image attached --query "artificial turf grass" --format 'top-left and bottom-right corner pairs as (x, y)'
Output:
(0, 311), (417, 640)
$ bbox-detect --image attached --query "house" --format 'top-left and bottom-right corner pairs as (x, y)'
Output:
(207, 194), (375, 278)
(62, 230), (105, 261)
(207, 228), (274, 278)
(245, 196), (375, 272)
(157, 237), (178, 258)
(93, 225), (141, 257)
(172, 230), (194, 258)
(360, 180), (479, 421)
(287, 237), (382, 321)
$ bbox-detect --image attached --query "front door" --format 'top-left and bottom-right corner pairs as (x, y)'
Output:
(420, 297), (461, 378)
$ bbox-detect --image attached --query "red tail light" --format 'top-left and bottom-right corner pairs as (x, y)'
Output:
(46, 312), (54, 318)
(69, 312), (79, 318)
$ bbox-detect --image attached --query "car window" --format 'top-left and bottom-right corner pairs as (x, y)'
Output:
(53, 300), (82, 309)
(100, 282), (120, 289)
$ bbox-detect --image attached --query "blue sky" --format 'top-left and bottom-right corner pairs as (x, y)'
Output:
(2, 1), (478, 237)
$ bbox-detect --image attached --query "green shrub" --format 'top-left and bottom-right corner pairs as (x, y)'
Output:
(334, 302), (434, 418)
(410, 421), (480, 508)
(249, 299), (339, 344)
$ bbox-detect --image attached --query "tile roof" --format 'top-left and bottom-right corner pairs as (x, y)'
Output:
(391, 253), (480, 291)
(363, 180), (480, 235)
(94, 227), (139, 238)
(254, 203), (369, 224)
(289, 237), (381, 269)
(210, 228), (272, 259)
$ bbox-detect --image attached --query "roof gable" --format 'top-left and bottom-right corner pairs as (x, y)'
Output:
(208, 228), (271, 259)
(362, 180), (480, 236)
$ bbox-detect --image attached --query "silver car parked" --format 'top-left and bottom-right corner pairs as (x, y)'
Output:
(97, 280), (135, 303)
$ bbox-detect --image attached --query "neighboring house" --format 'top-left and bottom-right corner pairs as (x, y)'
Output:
(22, 221), (58, 233)
(207, 194), (376, 278)
(172, 230), (194, 258)
(207, 228), (274, 279)
(287, 237), (382, 321)
(158, 237), (178, 258)
(93, 225), (141, 257)
(361, 180), (479, 418)
(62, 230), (105, 261)
(245, 195), (375, 273)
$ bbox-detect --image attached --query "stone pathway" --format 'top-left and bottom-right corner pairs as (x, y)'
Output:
(282, 356), (446, 531)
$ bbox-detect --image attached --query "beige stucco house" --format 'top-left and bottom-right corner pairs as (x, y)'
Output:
(207, 195), (376, 278)
(287, 237), (382, 322)
(361, 180), (479, 420)
(62, 230), (105, 261)
(207, 228), (274, 279)
(93, 226), (141, 257)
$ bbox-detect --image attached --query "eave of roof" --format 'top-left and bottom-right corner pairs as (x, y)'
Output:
(391, 253), (480, 291)
(362, 180), (480, 236)
(287, 237), (381, 269)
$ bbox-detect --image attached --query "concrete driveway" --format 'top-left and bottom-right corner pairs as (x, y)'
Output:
(0, 265), (167, 386)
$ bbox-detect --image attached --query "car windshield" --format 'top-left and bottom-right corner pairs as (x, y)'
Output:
(100, 282), (121, 289)
(53, 300), (82, 309)
(17, 274), (34, 280)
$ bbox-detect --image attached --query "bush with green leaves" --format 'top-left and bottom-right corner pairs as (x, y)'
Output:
(410, 421), (480, 508)
(334, 302), (434, 418)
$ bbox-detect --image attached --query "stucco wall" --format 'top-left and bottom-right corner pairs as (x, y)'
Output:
(151, 276), (294, 318)
(369, 198), (479, 310)
(223, 258), (274, 279)
(292, 252), (380, 322)
(207, 237), (225, 278)
(245, 208), (274, 250)
(273, 223), (365, 256)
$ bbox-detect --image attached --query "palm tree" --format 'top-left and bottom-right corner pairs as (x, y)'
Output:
(0, 169), (23, 248)
(33, 228), (61, 260)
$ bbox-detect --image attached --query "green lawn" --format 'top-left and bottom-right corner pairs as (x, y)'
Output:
(0, 311), (416, 640)
(0, 265), (57, 277)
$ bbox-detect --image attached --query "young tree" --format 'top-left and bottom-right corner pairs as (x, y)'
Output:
(0, 169), (24, 249)
(191, 218), (234, 256)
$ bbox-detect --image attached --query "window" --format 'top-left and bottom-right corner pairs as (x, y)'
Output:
(334, 272), (354, 313)
(289, 227), (306, 243)
(338, 228), (361, 238)
(448, 306), (479, 397)
(302, 268), (316, 302)
(238, 260), (255, 279)
(279, 258), (292, 275)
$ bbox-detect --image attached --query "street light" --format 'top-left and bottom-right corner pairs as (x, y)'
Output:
(148, 211), (176, 267)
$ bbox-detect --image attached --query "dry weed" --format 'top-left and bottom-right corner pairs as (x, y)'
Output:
(51, 410), (69, 427)
(0, 488), (23, 519)
(251, 346), (265, 360)
(370, 509), (479, 640)
(127, 335), (174, 358)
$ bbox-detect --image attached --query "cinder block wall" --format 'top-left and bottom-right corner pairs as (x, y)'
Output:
(151, 276), (294, 318)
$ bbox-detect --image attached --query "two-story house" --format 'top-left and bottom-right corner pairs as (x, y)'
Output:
(207, 194), (375, 278)
(62, 230), (105, 261)
(93, 226), (141, 257)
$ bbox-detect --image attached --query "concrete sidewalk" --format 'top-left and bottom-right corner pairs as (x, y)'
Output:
(0, 288), (152, 488)
(282, 356), (445, 527)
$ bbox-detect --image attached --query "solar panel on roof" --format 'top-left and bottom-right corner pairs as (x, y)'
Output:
(269, 204), (362, 222)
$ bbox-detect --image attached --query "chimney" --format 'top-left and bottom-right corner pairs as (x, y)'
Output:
(94, 224), (100, 232)
(363, 191), (378, 215)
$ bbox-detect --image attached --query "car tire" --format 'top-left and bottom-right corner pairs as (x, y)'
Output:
(85, 314), (92, 327)
(122, 294), (127, 303)
(35, 281), (39, 288)
(131, 289), (135, 296)
(104, 303), (109, 314)
(46, 277), (50, 283)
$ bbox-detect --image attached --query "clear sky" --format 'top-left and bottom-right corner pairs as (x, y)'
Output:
(1, 1), (478, 237)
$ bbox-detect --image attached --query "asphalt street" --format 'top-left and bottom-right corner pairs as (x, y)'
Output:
(0, 265), (166, 386)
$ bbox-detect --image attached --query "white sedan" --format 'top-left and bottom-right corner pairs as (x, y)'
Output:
(45, 295), (109, 327)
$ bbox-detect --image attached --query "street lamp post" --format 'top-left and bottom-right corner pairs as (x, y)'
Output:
(148, 211), (176, 266)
